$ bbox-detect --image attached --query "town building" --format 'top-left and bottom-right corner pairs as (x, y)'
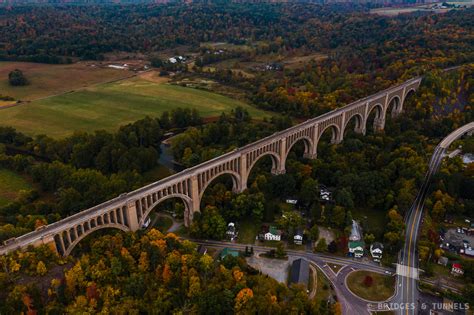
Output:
(438, 256), (449, 266)
(370, 242), (384, 262)
(220, 248), (239, 260)
(259, 225), (282, 241)
(289, 258), (310, 289)
(226, 222), (237, 241)
(349, 220), (362, 242)
(320, 185), (331, 201)
(294, 229), (304, 245)
(451, 263), (464, 276)
(264, 226), (282, 241)
(348, 241), (365, 258)
(197, 244), (208, 255)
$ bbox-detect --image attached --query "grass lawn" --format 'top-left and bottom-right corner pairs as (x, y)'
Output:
(346, 270), (395, 302)
(0, 75), (269, 138)
(237, 220), (260, 244)
(313, 268), (333, 305)
(0, 61), (129, 101)
(0, 169), (33, 207)
(328, 263), (344, 274)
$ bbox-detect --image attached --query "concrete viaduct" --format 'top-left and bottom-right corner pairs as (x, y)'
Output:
(0, 77), (421, 257)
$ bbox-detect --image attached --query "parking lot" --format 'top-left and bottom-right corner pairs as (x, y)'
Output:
(246, 254), (301, 283)
(442, 228), (474, 251)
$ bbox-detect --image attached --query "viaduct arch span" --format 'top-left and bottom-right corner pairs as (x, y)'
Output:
(0, 77), (421, 256)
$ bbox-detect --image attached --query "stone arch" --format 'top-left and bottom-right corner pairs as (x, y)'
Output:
(59, 223), (130, 256)
(247, 151), (282, 177)
(404, 88), (416, 101)
(402, 88), (417, 111)
(138, 193), (193, 228)
(365, 103), (384, 131)
(343, 113), (364, 135)
(317, 123), (341, 144)
(315, 123), (341, 158)
(199, 170), (242, 199)
(282, 136), (313, 167)
(386, 95), (402, 118)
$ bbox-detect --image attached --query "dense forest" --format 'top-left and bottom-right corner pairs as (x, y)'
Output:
(0, 230), (326, 314)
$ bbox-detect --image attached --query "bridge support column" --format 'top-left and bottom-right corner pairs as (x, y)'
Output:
(374, 117), (386, 132)
(354, 126), (366, 135)
(239, 154), (248, 191)
(273, 138), (286, 175)
(303, 152), (317, 159)
(303, 126), (318, 159)
(188, 175), (200, 227)
(391, 110), (402, 118)
(126, 201), (140, 231)
(333, 133), (343, 144)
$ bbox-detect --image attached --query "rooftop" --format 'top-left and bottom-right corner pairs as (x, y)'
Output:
(289, 258), (309, 287)
(220, 247), (239, 259)
(349, 241), (365, 249)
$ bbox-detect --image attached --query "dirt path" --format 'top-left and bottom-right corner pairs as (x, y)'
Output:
(139, 71), (170, 84)
(150, 213), (183, 233)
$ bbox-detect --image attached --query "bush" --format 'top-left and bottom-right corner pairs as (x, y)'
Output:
(8, 69), (28, 86)
(363, 275), (373, 287)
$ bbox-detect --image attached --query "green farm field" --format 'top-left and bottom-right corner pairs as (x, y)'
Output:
(0, 73), (269, 138)
(0, 169), (33, 207)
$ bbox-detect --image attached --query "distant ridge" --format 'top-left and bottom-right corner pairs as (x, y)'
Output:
(0, 0), (436, 6)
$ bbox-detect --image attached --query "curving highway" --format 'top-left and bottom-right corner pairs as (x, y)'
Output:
(393, 122), (474, 315)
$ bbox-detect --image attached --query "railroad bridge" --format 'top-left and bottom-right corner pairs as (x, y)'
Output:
(0, 77), (421, 256)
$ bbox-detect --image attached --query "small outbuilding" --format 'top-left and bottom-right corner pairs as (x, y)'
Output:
(438, 256), (449, 266)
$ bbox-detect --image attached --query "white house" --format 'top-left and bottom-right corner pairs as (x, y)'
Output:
(294, 229), (304, 245)
(226, 222), (237, 240)
(348, 241), (364, 258)
(264, 226), (282, 241)
(370, 242), (383, 262)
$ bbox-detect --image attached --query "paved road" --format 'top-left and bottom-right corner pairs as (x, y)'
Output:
(393, 122), (474, 315)
(192, 239), (391, 314)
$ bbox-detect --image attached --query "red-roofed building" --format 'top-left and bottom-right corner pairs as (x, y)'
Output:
(451, 263), (464, 276)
